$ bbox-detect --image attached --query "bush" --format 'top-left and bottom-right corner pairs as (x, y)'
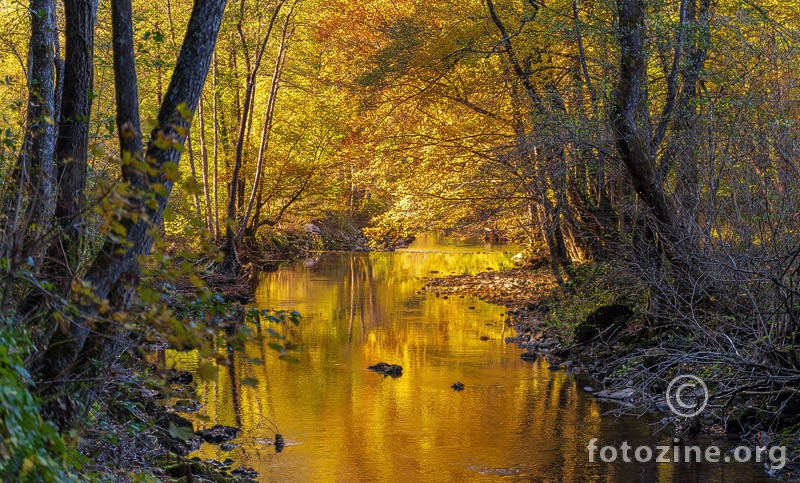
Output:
(0, 330), (79, 482)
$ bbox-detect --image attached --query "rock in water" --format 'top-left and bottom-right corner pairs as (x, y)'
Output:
(220, 442), (238, 451)
(368, 362), (403, 377)
(195, 425), (239, 444)
(165, 370), (194, 385)
(172, 399), (202, 413)
(232, 467), (259, 479)
(451, 382), (465, 391)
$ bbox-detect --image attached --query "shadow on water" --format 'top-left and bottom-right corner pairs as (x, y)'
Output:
(165, 235), (774, 482)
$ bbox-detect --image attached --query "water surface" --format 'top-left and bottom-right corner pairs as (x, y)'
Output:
(167, 235), (773, 482)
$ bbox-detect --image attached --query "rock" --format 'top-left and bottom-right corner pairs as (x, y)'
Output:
(166, 370), (193, 385)
(368, 362), (403, 377)
(594, 388), (637, 401)
(560, 360), (574, 369)
(196, 425), (239, 444)
(173, 399), (202, 413)
(303, 223), (321, 234)
(575, 304), (633, 343)
(168, 413), (194, 432)
(184, 436), (205, 452)
(451, 382), (465, 391)
(537, 338), (558, 349)
(520, 352), (538, 361)
(204, 459), (227, 469)
(220, 442), (238, 451)
(232, 467), (259, 479)
(584, 386), (594, 393)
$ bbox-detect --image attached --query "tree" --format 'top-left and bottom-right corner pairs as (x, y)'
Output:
(34, 0), (228, 426)
(218, 0), (287, 274)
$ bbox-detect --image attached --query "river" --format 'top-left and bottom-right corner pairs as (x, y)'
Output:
(166, 235), (774, 482)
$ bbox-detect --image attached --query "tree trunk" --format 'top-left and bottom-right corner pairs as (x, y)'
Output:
(199, 96), (214, 234)
(213, 52), (221, 240)
(659, 0), (710, 230)
(17, 0), (58, 236)
(186, 130), (202, 217)
(239, 3), (296, 243)
(50, 0), (97, 285)
(612, 0), (678, 254)
(219, 0), (286, 273)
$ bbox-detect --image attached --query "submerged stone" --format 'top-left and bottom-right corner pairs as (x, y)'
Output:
(368, 362), (403, 377)
(196, 425), (239, 444)
(232, 466), (259, 479)
(220, 442), (238, 451)
(165, 370), (194, 385)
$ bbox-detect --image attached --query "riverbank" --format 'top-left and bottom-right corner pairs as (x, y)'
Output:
(422, 262), (800, 480)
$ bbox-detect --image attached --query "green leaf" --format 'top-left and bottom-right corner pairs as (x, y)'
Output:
(176, 102), (192, 120)
(197, 362), (218, 381)
(152, 183), (168, 197)
(140, 287), (161, 304)
(241, 377), (259, 387)
(168, 422), (195, 441)
(188, 275), (205, 288)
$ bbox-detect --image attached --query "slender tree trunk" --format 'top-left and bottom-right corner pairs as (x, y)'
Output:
(658, 0), (710, 229)
(199, 96), (214, 234)
(219, 0), (286, 273)
(186, 130), (202, 217)
(239, 3), (296, 243)
(213, 52), (221, 240)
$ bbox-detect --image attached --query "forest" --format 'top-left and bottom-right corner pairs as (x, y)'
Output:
(0, 0), (799, 480)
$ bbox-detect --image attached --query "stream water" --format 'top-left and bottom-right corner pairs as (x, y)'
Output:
(166, 235), (774, 482)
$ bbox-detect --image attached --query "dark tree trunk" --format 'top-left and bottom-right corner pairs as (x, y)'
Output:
(612, 0), (678, 253)
(14, 0), (96, 332)
(51, 0), (97, 279)
(16, 0), (58, 235)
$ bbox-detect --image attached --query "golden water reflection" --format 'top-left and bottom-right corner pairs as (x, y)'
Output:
(166, 235), (772, 482)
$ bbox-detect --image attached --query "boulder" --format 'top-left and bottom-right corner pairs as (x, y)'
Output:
(575, 304), (633, 343)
